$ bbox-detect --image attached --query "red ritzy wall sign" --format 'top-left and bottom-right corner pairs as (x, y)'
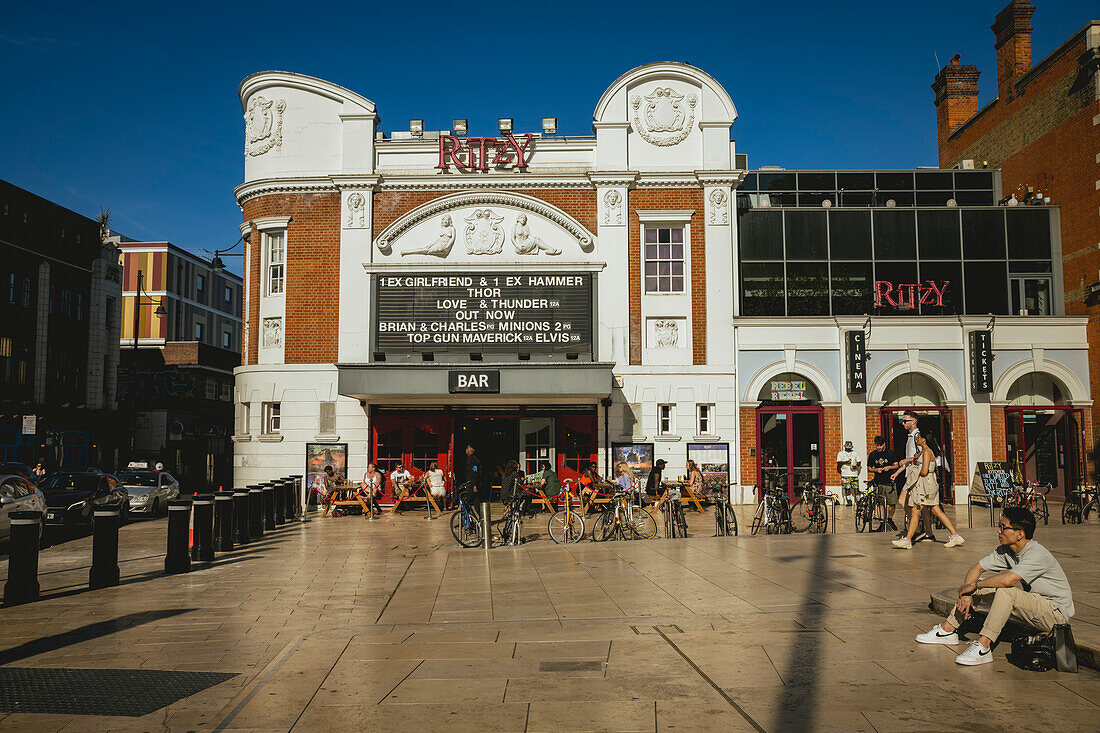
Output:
(875, 280), (949, 309)
(436, 134), (534, 172)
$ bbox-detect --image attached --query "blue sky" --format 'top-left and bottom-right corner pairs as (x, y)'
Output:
(1, 1), (1094, 276)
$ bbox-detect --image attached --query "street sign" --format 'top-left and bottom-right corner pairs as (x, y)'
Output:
(21, 415), (35, 435)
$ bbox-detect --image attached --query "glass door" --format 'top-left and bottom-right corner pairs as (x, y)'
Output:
(757, 407), (823, 500)
(881, 407), (953, 500)
(791, 413), (821, 495)
(520, 418), (555, 476)
(1005, 407), (1081, 501)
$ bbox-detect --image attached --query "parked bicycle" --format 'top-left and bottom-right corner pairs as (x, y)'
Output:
(790, 479), (829, 533)
(664, 485), (688, 538)
(713, 484), (738, 536)
(591, 488), (658, 541)
(1062, 485), (1098, 525)
(548, 487), (585, 544)
(1006, 480), (1051, 525)
(750, 485), (793, 535)
(854, 481), (889, 533)
(450, 483), (525, 547)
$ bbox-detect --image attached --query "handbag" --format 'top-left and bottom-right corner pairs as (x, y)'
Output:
(1007, 632), (1055, 672)
(1054, 624), (1078, 673)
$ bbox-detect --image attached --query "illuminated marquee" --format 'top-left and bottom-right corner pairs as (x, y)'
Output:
(874, 280), (949, 309)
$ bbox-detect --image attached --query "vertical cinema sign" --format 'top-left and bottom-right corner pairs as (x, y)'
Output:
(969, 330), (993, 394)
(846, 330), (867, 394)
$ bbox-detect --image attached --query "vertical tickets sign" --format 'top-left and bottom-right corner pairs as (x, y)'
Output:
(846, 331), (867, 394)
(969, 330), (993, 394)
(374, 273), (592, 355)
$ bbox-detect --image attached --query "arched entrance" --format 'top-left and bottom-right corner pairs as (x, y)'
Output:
(878, 373), (954, 501)
(1004, 373), (1083, 500)
(756, 373), (823, 499)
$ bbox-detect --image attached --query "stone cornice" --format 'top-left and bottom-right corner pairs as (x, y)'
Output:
(587, 171), (639, 187)
(235, 177), (337, 205)
(376, 174), (592, 191)
(330, 175), (381, 191)
(694, 170), (745, 187)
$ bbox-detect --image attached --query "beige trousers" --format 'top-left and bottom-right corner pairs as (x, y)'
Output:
(946, 586), (1066, 643)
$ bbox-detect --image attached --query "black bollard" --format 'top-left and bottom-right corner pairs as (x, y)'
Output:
(262, 485), (276, 531)
(3, 510), (42, 606)
(191, 494), (215, 562)
(233, 490), (250, 545)
(164, 499), (192, 574)
(289, 477), (301, 519)
(248, 487), (264, 538)
(89, 509), (121, 589)
(274, 478), (286, 525)
(214, 491), (234, 552)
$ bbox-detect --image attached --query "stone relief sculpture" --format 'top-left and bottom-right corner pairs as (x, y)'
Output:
(401, 215), (456, 257)
(709, 189), (728, 225)
(345, 192), (366, 228)
(512, 214), (561, 256)
(244, 95), (286, 156)
(654, 319), (679, 348)
(464, 209), (505, 255)
(603, 190), (622, 225)
(631, 87), (697, 147)
(262, 317), (283, 349)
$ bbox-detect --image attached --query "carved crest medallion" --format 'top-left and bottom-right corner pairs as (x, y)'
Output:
(631, 87), (697, 147)
(346, 192), (366, 228)
(244, 95), (286, 157)
(709, 189), (728, 225)
(654, 319), (679, 347)
(262, 317), (283, 348)
(603, 190), (622, 225)
(463, 209), (505, 255)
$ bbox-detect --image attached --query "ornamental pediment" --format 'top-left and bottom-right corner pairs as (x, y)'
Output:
(373, 191), (596, 263)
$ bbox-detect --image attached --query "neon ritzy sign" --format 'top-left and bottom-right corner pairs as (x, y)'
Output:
(874, 280), (949, 309)
(436, 134), (534, 172)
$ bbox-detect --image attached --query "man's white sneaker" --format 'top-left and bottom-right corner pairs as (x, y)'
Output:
(944, 534), (965, 548)
(916, 624), (959, 645)
(955, 640), (993, 665)
(892, 537), (913, 549)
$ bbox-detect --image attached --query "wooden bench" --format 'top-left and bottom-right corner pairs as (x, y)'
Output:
(654, 481), (706, 513)
(390, 480), (442, 515)
(320, 483), (375, 518)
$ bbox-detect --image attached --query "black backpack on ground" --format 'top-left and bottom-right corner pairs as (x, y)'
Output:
(1007, 632), (1055, 672)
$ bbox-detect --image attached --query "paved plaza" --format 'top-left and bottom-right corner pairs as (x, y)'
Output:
(0, 505), (1098, 732)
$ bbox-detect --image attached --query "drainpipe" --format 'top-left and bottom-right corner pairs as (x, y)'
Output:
(732, 324), (741, 502)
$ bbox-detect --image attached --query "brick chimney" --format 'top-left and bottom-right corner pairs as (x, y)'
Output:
(932, 54), (980, 143)
(991, 0), (1036, 101)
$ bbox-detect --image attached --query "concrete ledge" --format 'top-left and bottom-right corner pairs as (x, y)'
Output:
(930, 589), (1098, 671)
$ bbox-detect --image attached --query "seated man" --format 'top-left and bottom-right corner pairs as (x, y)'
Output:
(536, 461), (560, 512)
(389, 464), (413, 500)
(916, 506), (1074, 665)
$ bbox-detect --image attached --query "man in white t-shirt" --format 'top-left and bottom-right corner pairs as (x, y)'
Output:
(389, 464), (413, 499)
(836, 440), (862, 506)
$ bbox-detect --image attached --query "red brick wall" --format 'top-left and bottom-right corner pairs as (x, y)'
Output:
(990, 406), (1008, 462)
(823, 406), (842, 487)
(949, 406), (968, 486)
(739, 407), (756, 487)
(865, 406), (882, 458)
(626, 189), (707, 365)
(241, 192), (341, 364)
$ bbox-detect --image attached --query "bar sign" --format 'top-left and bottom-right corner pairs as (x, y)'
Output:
(969, 330), (993, 394)
(449, 370), (500, 394)
(846, 331), (866, 394)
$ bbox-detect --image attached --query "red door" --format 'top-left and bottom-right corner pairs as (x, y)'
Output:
(756, 406), (823, 501)
(370, 415), (450, 503)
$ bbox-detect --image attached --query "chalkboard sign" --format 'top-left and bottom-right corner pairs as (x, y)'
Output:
(975, 462), (1014, 496)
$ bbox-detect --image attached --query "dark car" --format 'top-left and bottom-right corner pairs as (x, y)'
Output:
(0, 463), (34, 480)
(40, 472), (130, 527)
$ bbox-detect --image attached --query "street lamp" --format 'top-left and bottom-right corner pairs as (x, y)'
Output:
(207, 232), (248, 273)
(129, 269), (166, 463)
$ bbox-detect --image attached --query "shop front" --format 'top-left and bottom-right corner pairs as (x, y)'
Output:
(1002, 372), (1086, 501)
(878, 372), (955, 501)
(755, 373), (823, 500)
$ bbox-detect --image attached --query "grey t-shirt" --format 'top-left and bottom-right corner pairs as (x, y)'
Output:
(979, 540), (1074, 617)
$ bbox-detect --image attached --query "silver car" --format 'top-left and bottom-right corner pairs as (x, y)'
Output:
(116, 470), (180, 516)
(0, 474), (46, 542)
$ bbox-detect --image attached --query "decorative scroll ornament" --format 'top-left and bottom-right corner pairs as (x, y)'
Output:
(262, 317), (283, 348)
(709, 189), (728, 225)
(401, 215), (456, 257)
(345, 192), (366, 228)
(463, 209), (505, 255)
(603, 190), (623, 225)
(631, 87), (697, 147)
(244, 95), (286, 156)
(512, 214), (561, 256)
(654, 319), (679, 347)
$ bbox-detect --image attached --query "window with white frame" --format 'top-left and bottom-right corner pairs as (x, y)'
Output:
(194, 321), (205, 341)
(222, 330), (232, 349)
(224, 285), (232, 304)
(238, 401), (251, 435)
(658, 404), (674, 435)
(262, 402), (280, 434)
(196, 274), (206, 294)
(265, 232), (285, 296)
(644, 226), (685, 293)
(697, 404), (714, 435)
(205, 378), (218, 400)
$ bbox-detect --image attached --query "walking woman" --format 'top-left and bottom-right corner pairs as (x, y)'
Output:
(892, 431), (964, 549)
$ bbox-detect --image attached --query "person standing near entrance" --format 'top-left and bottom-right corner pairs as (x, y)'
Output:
(892, 431), (964, 549)
(867, 435), (900, 531)
(836, 441), (862, 506)
(464, 444), (486, 501)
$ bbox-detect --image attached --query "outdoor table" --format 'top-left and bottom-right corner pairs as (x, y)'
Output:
(581, 480), (618, 514)
(321, 482), (374, 518)
(390, 477), (442, 515)
(654, 480), (706, 513)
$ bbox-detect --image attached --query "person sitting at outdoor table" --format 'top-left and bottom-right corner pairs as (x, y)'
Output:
(500, 460), (522, 503)
(615, 462), (634, 495)
(916, 506), (1074, 666)
(686, 460), (705, 502)
(389, 464), (413, 500)
(361, 463), (383, 515)
(425, 461), (446, 506)
(644, 459), (666, 504)
(537, 461), (561, 501)
(322, 464), (347, 504)
(579, 462), (601, 496)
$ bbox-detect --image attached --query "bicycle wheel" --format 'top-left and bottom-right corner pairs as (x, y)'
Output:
(750, 501), (765, 535)
(721, 502), (738, 536)
(854, 499), (867, 533)
(591, 511), (613, 542)
(1083, 500), (1099, 525)
(869, 497), (886, 533)
(1062, 497), (1081, 524)
(450, 509), (482, 548)
(630, 508), (658, 539)
(791, 499), (813, 532)
(548, 510), (584, 544)
(1034, 495), (1049, 525)
(672, 507), (686, 538)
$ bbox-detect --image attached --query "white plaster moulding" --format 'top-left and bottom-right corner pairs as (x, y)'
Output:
(636, 209), (694, 223)
(239, 70), (376, 114)
(252, 216), (292, 232)
(592, 62), (738, 121)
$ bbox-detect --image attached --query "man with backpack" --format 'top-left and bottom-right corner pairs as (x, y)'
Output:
(915, 507), (1074, 665)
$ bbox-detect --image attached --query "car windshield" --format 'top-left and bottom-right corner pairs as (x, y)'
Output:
(40, 474), (99, 493)
(117, 472), (159, 487)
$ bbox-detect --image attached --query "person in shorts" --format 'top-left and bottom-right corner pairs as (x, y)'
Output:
(836, 441), (862, 506)
(891, 431), (963, 550)
(867, 435), (900, 531)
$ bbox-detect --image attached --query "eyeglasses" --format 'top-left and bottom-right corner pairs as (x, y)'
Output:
(997, 523), (1020, 532)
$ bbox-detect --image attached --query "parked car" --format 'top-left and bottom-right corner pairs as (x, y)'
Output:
(116, 470), (179, 516)
(0, 474), (46, 542)
(0, 463), (35, 480)
(40, 472), (129, 527)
